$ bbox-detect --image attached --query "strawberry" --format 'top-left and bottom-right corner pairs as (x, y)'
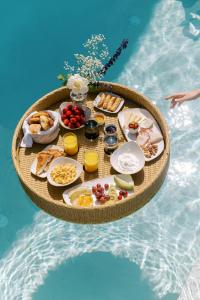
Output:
(66, 110), (72, 117)
(68, 123), (75, 129)
(64, 119), (69, 126)
(75, 115), (81, 121)
(63, 108), (68, 114)
(66, 104), (72, 110)
(61, 114), (66, 121)
(80, 116), (86, 124)
(70, 117), (77, 124)
(75, 110), (81, 116)
(75, 122), (81, 128)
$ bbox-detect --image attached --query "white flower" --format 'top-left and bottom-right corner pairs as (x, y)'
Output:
(66, 74), (89, 93)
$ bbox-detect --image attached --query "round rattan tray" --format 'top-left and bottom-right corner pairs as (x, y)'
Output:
(12, 82), (170, 224)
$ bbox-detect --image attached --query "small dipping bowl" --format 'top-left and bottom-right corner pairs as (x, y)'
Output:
(93, 112), (105, 126)
(104, 135), (118, 155)
(104, 123), (117, 136)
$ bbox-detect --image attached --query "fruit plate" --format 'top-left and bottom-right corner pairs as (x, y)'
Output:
(93, 92), (124, 114)
(59, 102), (91, 130)
(31, 145), (64, 178)
(63, 174), (134, 207)
(118, 108), (164, 162)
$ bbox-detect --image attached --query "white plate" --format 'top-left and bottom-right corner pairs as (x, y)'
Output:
(63, 174), (134, 206)
(93, 92), (124, 114)
(110, 141), (145, 174)
(31, 145), (64, 178)
(118, 108), (164, 162)
(58, 102), (91, 130)
(47, 157), (83, 187)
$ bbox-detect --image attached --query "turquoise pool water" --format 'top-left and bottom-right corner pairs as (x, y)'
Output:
(1, 0), (200, 299)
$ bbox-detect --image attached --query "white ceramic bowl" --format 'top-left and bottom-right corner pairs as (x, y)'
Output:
(47, 157), (83, 187)
(59, 102), (91, 130)
(110, 141), (145, 174)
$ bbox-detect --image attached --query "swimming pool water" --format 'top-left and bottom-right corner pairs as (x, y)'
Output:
(0, 0), (200, 299)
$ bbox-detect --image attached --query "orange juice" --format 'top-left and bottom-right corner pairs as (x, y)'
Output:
(63, 133), (78, 156)
(84, 151), (99, 173)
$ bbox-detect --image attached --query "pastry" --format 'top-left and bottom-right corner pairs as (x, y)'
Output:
(29, 124), (41, 134)
(107, 96), (116, 111)
(40, 115), (51, 131)
(97, 93), (122, 112)
(97, 93), (106, 108)
(110, 97), (121, 112)
(36, 151), (53, 174)
(36, 149), (64, 174)
(102, 94), (111, 109)
(43, 149), (65, 171)
(28, 116), (40, 124)
(32, 111), (50, 118)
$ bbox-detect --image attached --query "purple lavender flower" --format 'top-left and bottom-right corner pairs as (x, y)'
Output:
(98, 38), (128, 76)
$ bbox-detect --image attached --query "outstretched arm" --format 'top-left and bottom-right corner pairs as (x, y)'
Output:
(165, 89), (200, 108)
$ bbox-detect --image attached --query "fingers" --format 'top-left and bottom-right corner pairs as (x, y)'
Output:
(170, 97), (186, 109)
(165, 93), (185, 100)
(170, 99), (177, 109)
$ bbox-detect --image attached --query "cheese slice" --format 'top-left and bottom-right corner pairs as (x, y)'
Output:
(149, 130), (163, 144)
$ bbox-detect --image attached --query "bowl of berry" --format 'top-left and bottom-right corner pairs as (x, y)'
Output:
(59, 102), (91, 130)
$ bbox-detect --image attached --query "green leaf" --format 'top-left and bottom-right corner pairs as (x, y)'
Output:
(62, 80), (67, 86)
(57, 74), (65, 81)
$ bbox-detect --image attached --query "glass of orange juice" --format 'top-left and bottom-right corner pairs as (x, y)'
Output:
(63, 133), (78, 156)
(84, 150), (99, 173)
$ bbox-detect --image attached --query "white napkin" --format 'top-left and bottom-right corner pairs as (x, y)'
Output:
(20, 110), (59, 148)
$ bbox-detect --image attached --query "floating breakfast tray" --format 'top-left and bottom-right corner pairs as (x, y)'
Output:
(12, 82), (170, 224)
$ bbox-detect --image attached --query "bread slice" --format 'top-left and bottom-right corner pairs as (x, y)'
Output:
(110, 97), (121, 112)
(36, 152), (53, 174)
(32, 111), (50, 118)
(29, 124), (41, 134)
(40, 115), (51, 131)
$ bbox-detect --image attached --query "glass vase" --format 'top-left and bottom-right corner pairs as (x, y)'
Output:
(70, 90), (87, 107)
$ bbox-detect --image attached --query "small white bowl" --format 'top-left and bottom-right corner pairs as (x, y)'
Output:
(110, 141), (145, 174)
(47, 157), (83, 187)
(59, 102), (91, 130)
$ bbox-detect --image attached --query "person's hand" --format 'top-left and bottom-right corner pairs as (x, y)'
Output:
(165, 89), (200, 108)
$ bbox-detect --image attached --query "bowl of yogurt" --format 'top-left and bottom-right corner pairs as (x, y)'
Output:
(110, 141), (145, 174)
